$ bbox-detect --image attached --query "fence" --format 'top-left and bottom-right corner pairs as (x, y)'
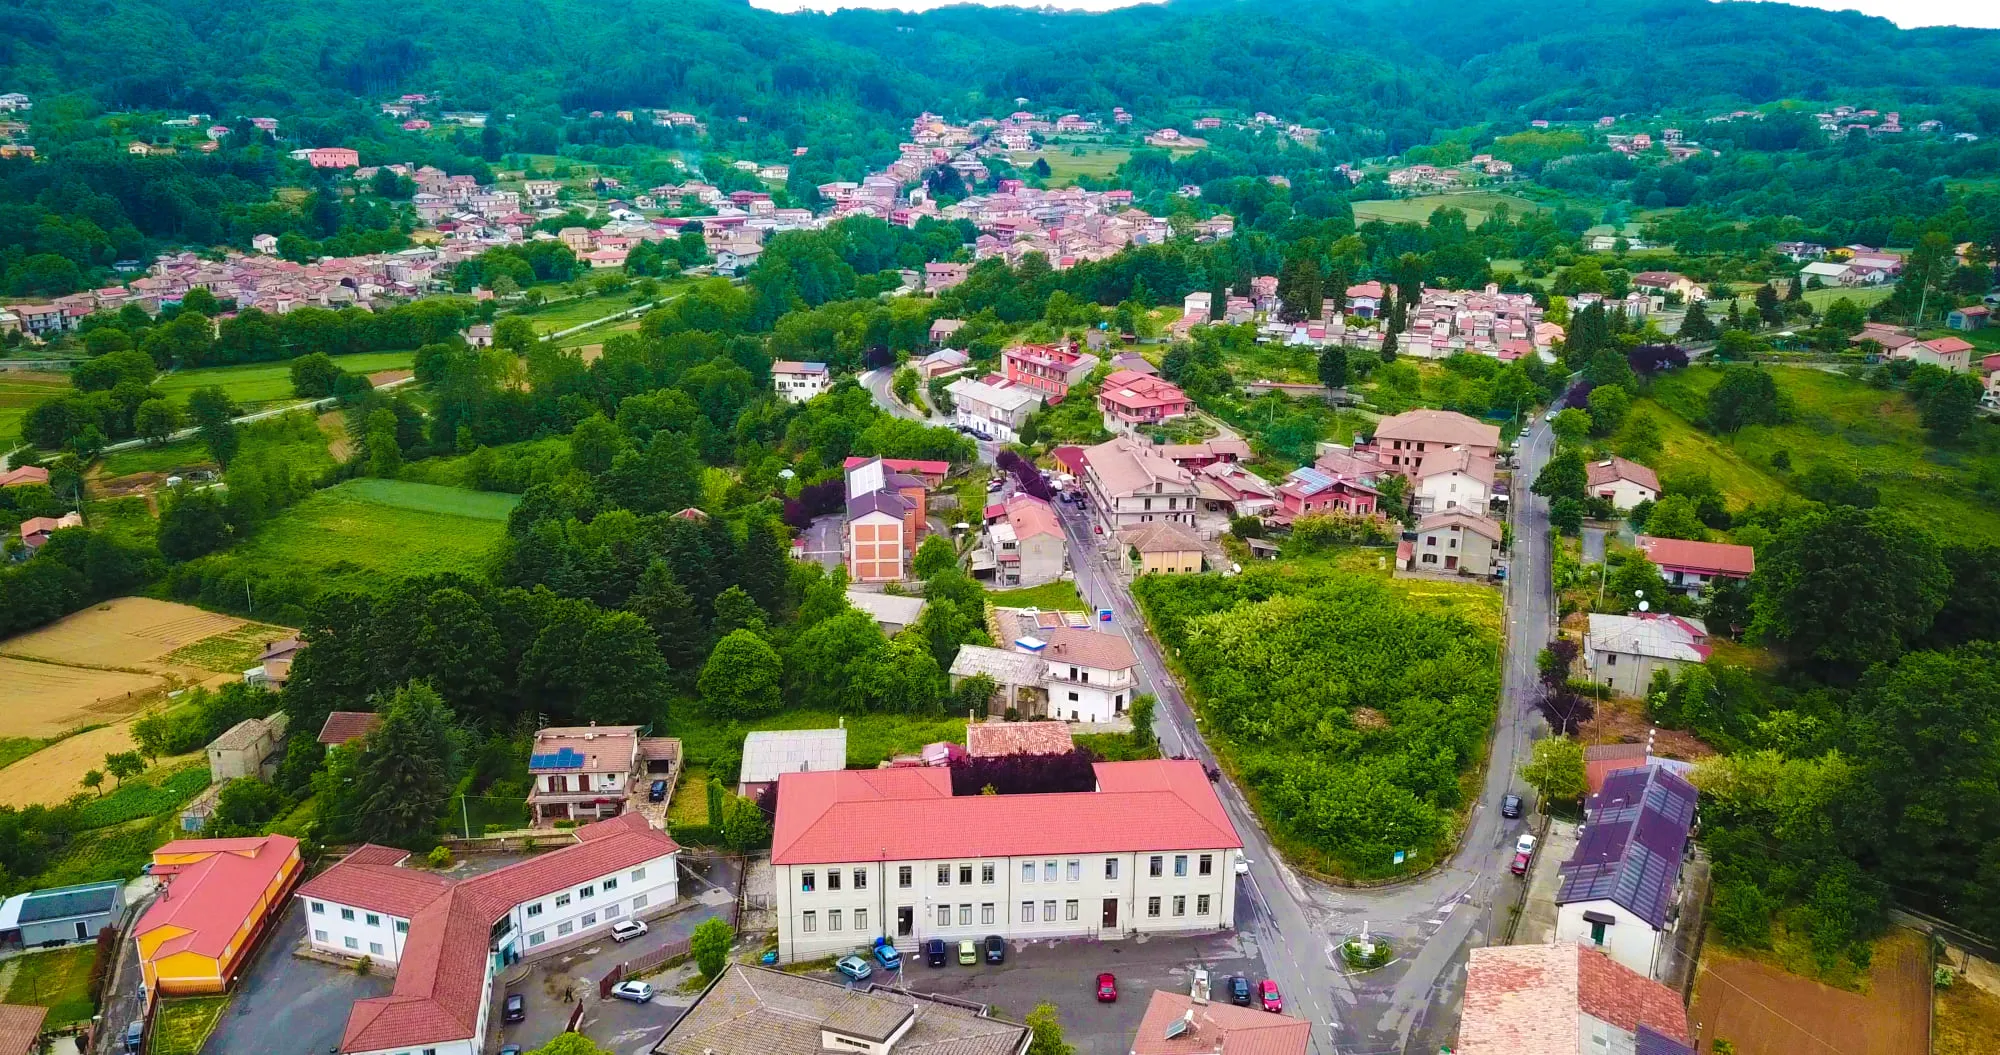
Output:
(598, 937), (692, 997)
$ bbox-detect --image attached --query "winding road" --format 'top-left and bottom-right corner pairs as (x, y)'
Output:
(863, 376), (1557, 1053)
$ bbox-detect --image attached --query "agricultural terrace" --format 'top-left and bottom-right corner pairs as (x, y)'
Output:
(210, 478), (517, 596)
(1134, 559), (1500, 879)
(1690, 926), (1930, 1055)
(1, 371), (70, 447)
(1641, 365), (2000, 542)
(1008, 144), (1135, 186)
(1351, 191), (1545, 227)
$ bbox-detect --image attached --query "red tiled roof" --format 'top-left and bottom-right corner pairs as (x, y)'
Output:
(1586, 457), (1660, 493)
(317, 711), (381, 746)
(297, 846), (453, 918)
(0, 1004), (49, 1055)
(772, 760), (1239, 866)
(1130, 991), (1309, 1055)
(843, 456), (951, 478)
(138, 835), (300, 964)
(1635, 535), (1755, 577)
(1005, 495), (1063, 540)
(1920, 336), (1974, 354)
(1097, 370), (1189, 412)
(965, 722), (1076, 757)
(1458, 944), (1689, 1055)
(1576, 944), (1690, 1043)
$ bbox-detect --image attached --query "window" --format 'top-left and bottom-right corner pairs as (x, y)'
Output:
(938, 905), (951, 927)
(314, 929), (328, 943)
(1173, 896), (1186, 917)
(939, 864), (952, 886)
(529, 931), (546, 947)
(826, 871), (841, 892)
(344, 937), (358, 950)
(829, 910), (842, 932)
(1198, 854), (1213, 876)
(800, 872), (816, 893)
(555, 893), (572, 908)
(1174, 855), (1188, 877)
(855, 909), (867, 932)
(632, 894), (648, 911)
(582, 912), (597, 927)
(1066, 860), (1080, 882)
(1589, 921), (1607, 945)
(1147, 897), (1161, 918)
(1043, 860), (1057, 882)
(1022, 862), (1035, 883)
(1065, 900), (1079, 921)
(899, 866), (913, 888)
(959, 905), (972, 926)
(395, 920), (409, 934)
(1197, 895), (1211, 915)
(982, 904), (995, 925)
(603, 877), (619, 893)
(605, 904), (620, 919)
(1043, 900), (1057, 922)
(580, 883), (595, 899)
(1605, 653), (1618, 666)
(369, 942), (384, 955)
(1149, 856), (1164, 878)
(526, 903), (543, 917)
(1105, 858), (1120, 880)
(1021, 902), (1035, 923)
(959, 865), (973, 885)
(802, 912), (816, 933)
(854, 869), (867, 890)
(982, 863), (995, 884)
(1068, 692), (1079, 702)
(631, 867), (646, 882)
(340, 908), (355, 921)
(366, 913), (380, 927)
(310, 902), (325, 915)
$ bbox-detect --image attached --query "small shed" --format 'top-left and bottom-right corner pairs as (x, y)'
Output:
(737, 729), (848, 799)
(844, 590), (928, 635)
(0, 880), (124, 948)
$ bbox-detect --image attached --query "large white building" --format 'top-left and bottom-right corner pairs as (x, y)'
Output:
(770, 759), (1240, 962)
(772, 360), (830, 402)
(299, 813), (679, 1055)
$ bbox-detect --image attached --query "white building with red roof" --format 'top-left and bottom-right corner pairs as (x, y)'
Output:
(771, 759), (1240, 962)
(1634, 535), (1755, 597)
(301, 813), (679, 1055)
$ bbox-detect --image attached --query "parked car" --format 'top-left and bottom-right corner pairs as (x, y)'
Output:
(1516, 833), (1537, 855)
(984, 934), (1006, 963)
(610, 980), (653, 1003)
(958, 939), (978, 965)
(1511, 850), (1532, 876)
(503, 993), (526, 1023)
(648, 779), (668, 802)
(123, 1022), (143, 1053)
(1205, 765), (1220, 782)
(1228, 975), (1252, 1005)
(1234, 851), (1250, 876)
(1501, 794), (1523, 819)
(611, 919), (648, 943)
(1258, 979), (1283, 1013)
(500, 1048), (523, 1055)
(1096, 972), (1119, 1002)
(836, 955), (873, 981)
(925, 938), (948, 967)
(873, 941), (902, 970)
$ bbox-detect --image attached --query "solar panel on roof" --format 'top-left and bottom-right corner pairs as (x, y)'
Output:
(1163, 1017), (1190, 1040)
(529, 747), (585, 771)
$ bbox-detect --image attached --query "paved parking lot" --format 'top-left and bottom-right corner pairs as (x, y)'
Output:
(820, 930), (1267, 1055)
(205, 904), (391, 1055)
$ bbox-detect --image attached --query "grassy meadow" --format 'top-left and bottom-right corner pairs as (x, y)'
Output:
(156, 351), (416, 409)
(223, 478), (517, 592)
(1, 371), (71, 447)
(1352, 191), (1544, 227)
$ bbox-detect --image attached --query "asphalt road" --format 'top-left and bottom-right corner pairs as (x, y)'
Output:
(205, 903), (392, 1055)
(861, 378), (1560, 1053)
(861, 366), (997, 466)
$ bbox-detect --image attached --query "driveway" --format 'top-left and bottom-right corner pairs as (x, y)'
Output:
(204, 903), (391, 1055)
(1581, 525), (1606, 564)
(825, 931), (1265, 1055)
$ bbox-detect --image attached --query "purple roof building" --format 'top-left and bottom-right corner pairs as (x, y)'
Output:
(1553, 765), (1698, 980)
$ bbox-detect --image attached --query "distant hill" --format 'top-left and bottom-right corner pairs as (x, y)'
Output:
(3, 0), (1999, 154)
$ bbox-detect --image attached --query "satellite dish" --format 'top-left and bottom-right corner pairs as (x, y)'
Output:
(1638, 601), (1650, 612)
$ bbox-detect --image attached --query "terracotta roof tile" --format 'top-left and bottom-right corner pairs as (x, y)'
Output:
(1129, 990), (1309, 1055)
(0, 1004), (49, 1055)
(317, 711), (381, 746)
(965, 722), (1076, 757)
(1634, 535), (1755, 577)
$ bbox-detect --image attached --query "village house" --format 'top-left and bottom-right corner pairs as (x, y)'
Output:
(1949, 305), (1990, 331)
(1585, 613), (1710, 697)
(1585, 457), (1660, 510)
(846, 458), (928, 583)
(1629, 271), (1705, 302)
(1555, 766), (1699, 980)
(976, 494), (1067, 587)
(18, 512), (83, 556)
(736, 729), (848, 799)
(301, 147), (360, 169)
(929, 318), (965, 347)
(1412, 445), (1496, 514)
(1081, 436), (1199, 532)
(305, 815), (679, 1055)
(656, 965), (1030, 1055)
(917, 347), (971, 379)
(1363, 409), (1501, 473)
(1003, 342), (1099, 402)
(1456, 943), (1693, 1055)
(1189, 461), (1281, 527)
(1800, 260), (1858, 286)
(948, 376), (1041, 442)
(1277, 465), (1380, 519)
(1097, 371), (1191, 433)
(316, 711), (381, 748)
(771, 360), (830, 402)
(136, 835), (303, 996)
(925, 262), (970, 292)
(525, 724), (677, 826)
(1121, 521), (1205, 575)
(1407, 510), (1504, 577)
(0, 880), (124, 948)
(1634, 535), (1754, 597)
(1131, 990), (1311, 1055)
(1023, 626), (1139, 723)
(1895, 335), (1973, 372)
(845, 590), (927, 636)
(0, 465), (48, 488)
(770, 759), (1239, 961)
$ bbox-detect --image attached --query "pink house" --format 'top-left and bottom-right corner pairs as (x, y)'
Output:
(1003, 342), (1098, 403)
(1096, 370), (1191, 432)
(304, 148), (360, 169)
(1277, 466), (1379, 518)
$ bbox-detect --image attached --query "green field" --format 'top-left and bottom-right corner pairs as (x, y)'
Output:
(151, 996), (232, 1055)
(225, 478), (518, 592)
(97, 409), (339, 479)
(1645, 365), (2000, 542)
(1009, 145), (1134, 186)
(1718, 283), (1895, 316)
(156, 351), (417, 409)
(1, 371), (71, 447)
(517, 290), (654, 335)
(1, 944), (98, 1027)
(1352, 191), (1545, 227)
(986, 580), (1087, 611)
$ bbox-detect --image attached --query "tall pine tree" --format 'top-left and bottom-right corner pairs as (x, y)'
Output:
(1679, 298), (1716, 342)
(628, 560), (709, 680)
(354, 683), (460, 847)
(740, 516), (790, 617)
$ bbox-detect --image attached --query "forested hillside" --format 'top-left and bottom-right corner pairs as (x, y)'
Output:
(6, 0), (2000, 161)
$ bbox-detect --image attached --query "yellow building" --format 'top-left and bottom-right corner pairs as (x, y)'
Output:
(135, 835), (301, 997)
(1121, 521), (1206, 575)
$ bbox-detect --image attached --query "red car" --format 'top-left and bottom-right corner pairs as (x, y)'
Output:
(1096, 972), (1118, 1002)
(1257, 979), (1282, 1012)
(1511, 850), (1532, 876)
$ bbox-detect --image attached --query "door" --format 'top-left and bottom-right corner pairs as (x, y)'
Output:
(75, 921), (89, 941)
(1445, 555), (1458, 570)
(1101, 898), (1118, 928)
(897, 906), (914, 937)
